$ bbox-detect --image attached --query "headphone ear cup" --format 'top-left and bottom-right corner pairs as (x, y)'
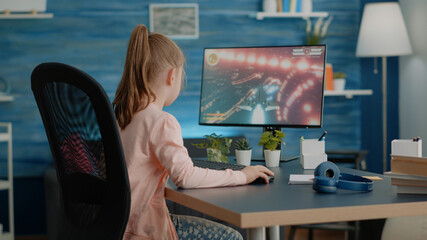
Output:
(313, 176), (338, 193)
(314, 161), (340, 180)
(313, 161), (340, 193)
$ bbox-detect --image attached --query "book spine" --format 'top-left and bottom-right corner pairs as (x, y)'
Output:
(391, 158), (427, 177)
(283, 0), (290, 12)
(391, 155), (427, 161)
(391, 178), (427, 187)
(290, 0), (296, 13)
(295, 0), (302, 13)
(277, 0), (283, 12)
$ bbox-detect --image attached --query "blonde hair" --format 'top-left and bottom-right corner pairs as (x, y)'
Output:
(113, 25), (185, 129)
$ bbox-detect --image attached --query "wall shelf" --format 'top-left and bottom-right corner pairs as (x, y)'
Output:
(0, 179), (10, 190)
(324, 89), (373, 99)
(0, 12), (53, 19)
(0, 123), (14, 240)
(0, 95), (14, 102)
(250, 11), (329, 20)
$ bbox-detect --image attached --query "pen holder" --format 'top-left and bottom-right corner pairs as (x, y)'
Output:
(300, 139), (327, 169)
(391, 139), (422, 157)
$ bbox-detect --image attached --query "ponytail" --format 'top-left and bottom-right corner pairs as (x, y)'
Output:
(113, 24), (184, 129)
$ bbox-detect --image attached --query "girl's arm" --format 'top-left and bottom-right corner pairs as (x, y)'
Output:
(151, 117), (247, 188)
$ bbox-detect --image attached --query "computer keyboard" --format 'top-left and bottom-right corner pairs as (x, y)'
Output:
(192, 159), (245, 170)
(192, 159), (274, 184)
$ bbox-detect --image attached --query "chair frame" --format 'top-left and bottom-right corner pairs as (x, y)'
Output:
(31, 62), (130, 239)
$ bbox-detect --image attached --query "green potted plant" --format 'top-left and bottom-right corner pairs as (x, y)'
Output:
(192, 133), (232, 163)
(305, 16), (334, 45)
(234, 138), (252, 166)
(258, 130), (286, 167)
(333, 72), (346, 91)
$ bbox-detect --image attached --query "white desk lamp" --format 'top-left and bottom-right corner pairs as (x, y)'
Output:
(356, 2), (412, 173)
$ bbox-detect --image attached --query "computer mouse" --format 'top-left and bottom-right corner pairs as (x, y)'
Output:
(251, 175), (274, 184)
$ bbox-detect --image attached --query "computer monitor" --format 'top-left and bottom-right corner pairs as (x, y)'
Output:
(199, 45), (326, 131)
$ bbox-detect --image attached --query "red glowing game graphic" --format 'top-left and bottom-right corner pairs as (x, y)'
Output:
(199, 46), (326, 127)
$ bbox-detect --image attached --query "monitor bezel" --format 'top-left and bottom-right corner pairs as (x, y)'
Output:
(198, 44), (326, 129)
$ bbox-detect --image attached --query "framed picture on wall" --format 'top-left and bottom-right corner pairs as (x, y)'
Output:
(149, 3), (199, 40)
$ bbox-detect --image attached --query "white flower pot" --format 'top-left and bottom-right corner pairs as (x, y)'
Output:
(264, 150), (280, 167)
(262, 0), (277, 13)
(235, 150), (252, 166)
(333, 78), (346, 91)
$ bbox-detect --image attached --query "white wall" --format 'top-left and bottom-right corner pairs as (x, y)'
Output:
(399, 0), (427, 156)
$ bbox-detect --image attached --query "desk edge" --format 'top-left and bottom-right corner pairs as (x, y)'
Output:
(165, 187), (242, 227)
(239, 201), (427, 228)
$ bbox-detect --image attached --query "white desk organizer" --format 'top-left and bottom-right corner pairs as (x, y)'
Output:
(391, 139), (422, 157)
(300, 139), (327, 169)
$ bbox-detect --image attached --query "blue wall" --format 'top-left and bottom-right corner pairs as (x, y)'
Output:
(0, 0), (371, 177)
(0, 0), (400, 236)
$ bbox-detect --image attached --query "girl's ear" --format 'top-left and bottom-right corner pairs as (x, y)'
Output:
(166, 68), (176, 86)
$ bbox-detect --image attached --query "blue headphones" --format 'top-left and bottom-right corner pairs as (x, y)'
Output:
(313, 161), (373, 193)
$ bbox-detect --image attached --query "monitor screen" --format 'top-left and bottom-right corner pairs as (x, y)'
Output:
(199, 45), (326, 128)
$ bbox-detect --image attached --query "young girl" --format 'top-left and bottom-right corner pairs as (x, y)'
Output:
(113, 24), (274, 240)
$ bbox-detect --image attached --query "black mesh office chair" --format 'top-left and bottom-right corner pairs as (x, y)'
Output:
(31, 62), (130, 239)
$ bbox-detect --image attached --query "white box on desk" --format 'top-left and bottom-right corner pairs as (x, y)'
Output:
(300, 139), (325, 155)
(300, 154), (327, 169)
(391, 139), (422, 157)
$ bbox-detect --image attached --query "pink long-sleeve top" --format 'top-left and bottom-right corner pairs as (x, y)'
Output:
(120, 104), (247, 240)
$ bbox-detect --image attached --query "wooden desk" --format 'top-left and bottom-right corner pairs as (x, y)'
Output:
(165, 160), (427, 239)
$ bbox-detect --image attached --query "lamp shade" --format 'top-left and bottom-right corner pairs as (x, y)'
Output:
(356, 2), (412, 57)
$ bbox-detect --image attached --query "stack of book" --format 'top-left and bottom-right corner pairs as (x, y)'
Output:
(386, 155), (427, 194)
(276, 0), (304, 13)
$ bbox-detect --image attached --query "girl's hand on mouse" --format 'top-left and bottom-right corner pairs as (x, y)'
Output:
(241, 165), (274, 184)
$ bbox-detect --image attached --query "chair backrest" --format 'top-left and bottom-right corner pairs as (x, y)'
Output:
(31, 62), (130, 240)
